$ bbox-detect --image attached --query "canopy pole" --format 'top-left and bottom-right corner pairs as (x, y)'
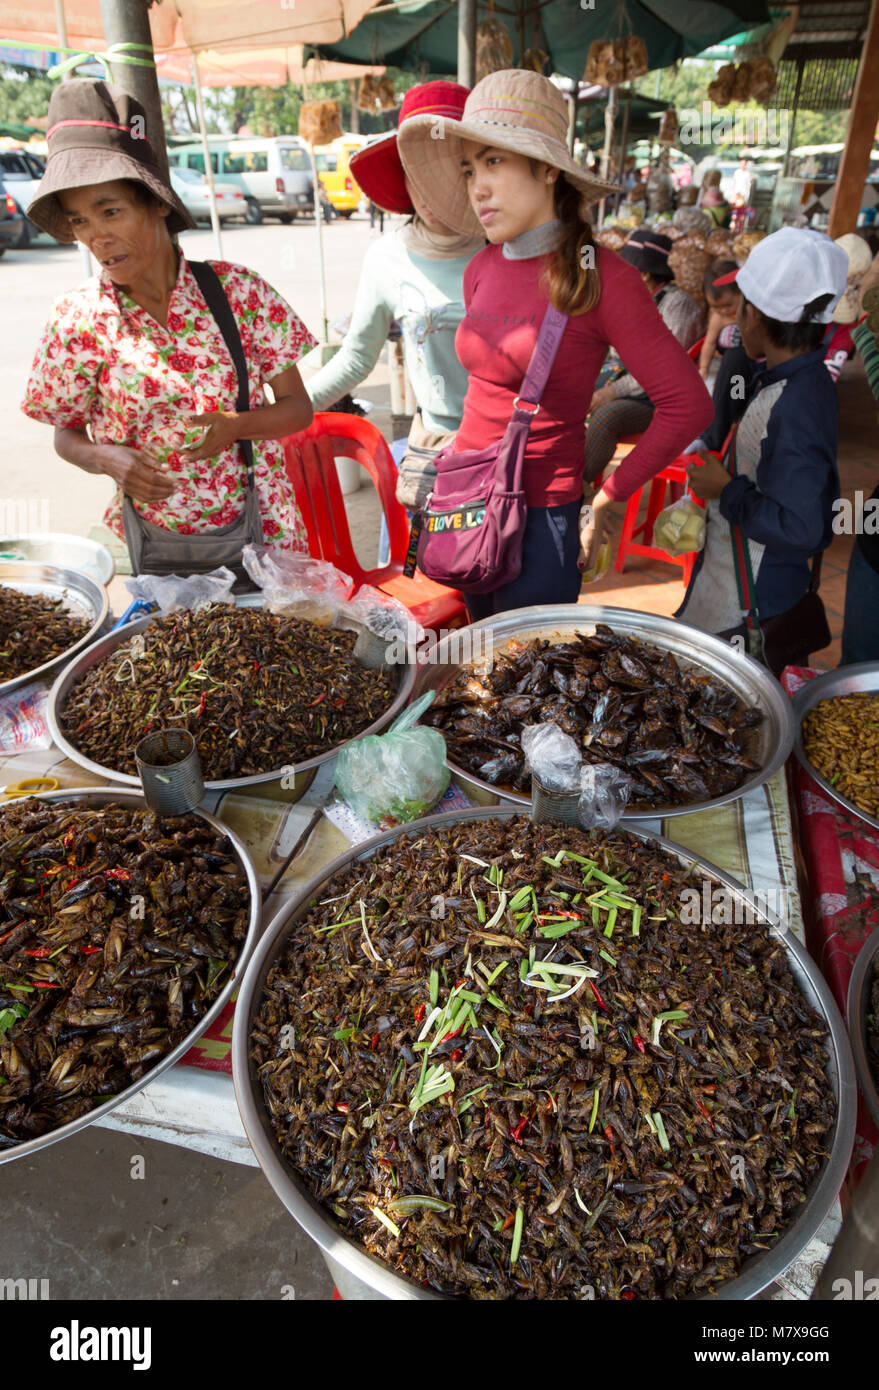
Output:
(192, 54), (223, 259)
(349, 79), (360, 133)
(98, 0), (169, 181)
(829, 0), (879, 237)
(306, 144), (331, 354)
(597, 84), (617, 229)
(781, 57), (804, 178)
(458, 0), (476, 87)
(53, 0), (93, 278)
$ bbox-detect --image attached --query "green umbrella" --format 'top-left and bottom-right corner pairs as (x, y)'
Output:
(314, 0), (770, 82)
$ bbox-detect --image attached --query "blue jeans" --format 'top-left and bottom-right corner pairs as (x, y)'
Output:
(377, 436), (408, 567)
(464, 500), (583, 622)
(841, 543), (879, 665)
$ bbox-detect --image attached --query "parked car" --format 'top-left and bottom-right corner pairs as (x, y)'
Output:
(0, 148), (46, 247)
(314, 134), (368, 217)
(169, 167), (246, 224)
(167, 136), (314, 224)
(0, 179), (25, 257)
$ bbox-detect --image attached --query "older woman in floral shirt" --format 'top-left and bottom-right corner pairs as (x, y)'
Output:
(22, 79), (316, 554)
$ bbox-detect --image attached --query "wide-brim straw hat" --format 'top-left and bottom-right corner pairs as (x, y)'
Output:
(349, 80), (470, 216)
(27, 77), (196, 242)
(397, 69), (618, 238)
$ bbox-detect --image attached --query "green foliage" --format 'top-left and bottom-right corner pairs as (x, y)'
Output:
(0, 64), (54, 128)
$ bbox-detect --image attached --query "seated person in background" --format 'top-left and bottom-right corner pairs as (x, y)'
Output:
(698, 260), (742, 378)
(701, 185), (730, 228)
(583, 229), (705, 485)
(679, 228), (848, 676)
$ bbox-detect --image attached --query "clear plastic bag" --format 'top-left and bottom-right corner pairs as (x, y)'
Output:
(577, 762), (631, 829)
(334, 692), (449, 827)
(124, 568), (236, 615)
(581, 539), (612, 586)
(652, 496), (706, 556)
(242, 546), (352, 625)
(342, 584), (423, 646)
(521, 722), (582, 793)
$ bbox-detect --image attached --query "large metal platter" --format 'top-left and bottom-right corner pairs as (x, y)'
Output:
(233, 805), (856, 1302)
(46, 594), (415, 791)
(0, 787), (261, 1166)
(413, 604), (795, 820)
(0, 561), (110, 697)
(846, 928), (879, 1130)
(791, 661), (879, 833)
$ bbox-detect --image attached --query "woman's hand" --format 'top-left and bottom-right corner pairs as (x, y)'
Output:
(99, 445), (178, 503)
(686, 451), (729, 501)
(578, 489), (626, 574)
(181, 411), (241, 463)
(587, 383), (616, 414)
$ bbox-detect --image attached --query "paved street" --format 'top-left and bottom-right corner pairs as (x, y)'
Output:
(0, 213), (386, 1302)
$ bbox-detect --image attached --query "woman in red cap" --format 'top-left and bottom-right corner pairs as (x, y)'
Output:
(307, 82), (484, 555)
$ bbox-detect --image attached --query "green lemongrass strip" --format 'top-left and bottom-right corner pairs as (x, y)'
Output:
(487, 863), (499, 886)
(514, 911), (534, 935)
(508, 885), (533, 912)
(631, 905), (642, 937)
(603, 907), (618, 938)
(642, 1110), (656, 1135)
(475, 960), (492, 982)
(653, 1112), (671, 1152)
(530, 888), (539, 914)
(486, 991), (509, 1013)
(485, 961), (509, 987)
(408, 1045), (432, 1110)
(372, 1207), (401, 1238)
(519, 956), (530, 982)
(529, 960), (598, 978)
(573, 1188), (591, 1215)
(541, 851), (567, 868)
(388, 1195), (454, 1216)
(787, 1088), (798, 1120)
(572, 893), (582, 904)
(457, 1083), (489, 1115)
(650, 1009), (689, 1046)
(601, 893), (638, 910)
(539, 913), (581, 922)
(538, 921), (581, 940)
(583, 1195), (610, 1234)
(483, 1027), (502, 1063)
(560, 852), (594, 866)
(464, 952), (474, 978)
(510, 1206), (524, 1265)
(471, 890), (487, 923)
(483, 891), (508, 932)
(592, 904), (600, 928)
(460, 854), (490, 867)
(390, 1060), (403, 1088)
(590, 868), (626, 890)
(599, 948), (617, 966)
(429, 969), (439, 1007)
(588, 1087), (600, 1133)
(456, 988), (483, 1005)
(544, 976), (591, 1004)
(360, 902), (383, 964)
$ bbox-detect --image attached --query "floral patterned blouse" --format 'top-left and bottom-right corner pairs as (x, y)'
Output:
(22, 254), (317, 549)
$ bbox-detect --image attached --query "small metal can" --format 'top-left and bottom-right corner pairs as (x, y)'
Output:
(135, 728), (205, 815)
(530, 774), (580, 827)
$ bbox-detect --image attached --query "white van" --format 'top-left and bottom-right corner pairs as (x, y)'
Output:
(166, 136), (314, 224)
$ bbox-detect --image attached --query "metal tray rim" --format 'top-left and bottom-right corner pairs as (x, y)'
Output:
(412, 604), (796, 820)
(0, 786), (262, 1166)
(845, 927), (879, 1131)
(0, 562), (110, 698)
(232, 804), (856, 1302)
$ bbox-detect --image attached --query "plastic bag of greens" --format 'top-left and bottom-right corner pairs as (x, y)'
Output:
(334, 692), (449, 827)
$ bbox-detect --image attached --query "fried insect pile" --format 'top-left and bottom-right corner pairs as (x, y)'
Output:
(0, 799), (249, 1148)
(60, 605), (397, 780)
(0, 584), (89, 683)
(252, 818), (835, 1299)
(423, 627), (763, 809)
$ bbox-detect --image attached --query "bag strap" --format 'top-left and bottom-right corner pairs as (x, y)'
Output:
(516, 304), (569, 410)
(188, 259), (255, 480)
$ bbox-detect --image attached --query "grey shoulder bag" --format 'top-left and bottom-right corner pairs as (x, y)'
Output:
(121, 260), (263, 587)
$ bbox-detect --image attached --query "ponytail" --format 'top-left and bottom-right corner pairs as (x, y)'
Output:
(542, 173), (601, 316)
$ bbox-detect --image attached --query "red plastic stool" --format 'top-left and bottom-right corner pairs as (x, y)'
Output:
(614, 458), (705, 586)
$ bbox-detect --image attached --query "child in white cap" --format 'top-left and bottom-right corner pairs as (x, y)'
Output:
(679, 226), (848, 674)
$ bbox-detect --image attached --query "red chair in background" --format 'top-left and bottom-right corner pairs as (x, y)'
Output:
(282, 413), (468, 633)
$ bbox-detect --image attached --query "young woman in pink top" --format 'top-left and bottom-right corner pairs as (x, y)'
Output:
(399, 70), (712, 618)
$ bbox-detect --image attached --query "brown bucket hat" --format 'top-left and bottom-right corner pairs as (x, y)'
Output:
(27, 78), (196, 242)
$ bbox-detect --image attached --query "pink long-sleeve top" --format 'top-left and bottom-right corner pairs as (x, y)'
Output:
(453, 243), (713, 504)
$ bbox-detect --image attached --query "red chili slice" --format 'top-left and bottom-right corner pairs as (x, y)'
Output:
(24, 948), (51, 958)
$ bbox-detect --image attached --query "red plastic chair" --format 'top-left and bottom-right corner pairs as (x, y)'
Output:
(282, 413), (468, 633)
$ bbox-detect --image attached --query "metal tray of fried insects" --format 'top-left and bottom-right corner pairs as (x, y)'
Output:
(0, 788), (261, 1165)
(46, 593), (416, 791)
(846, 928), (879, 1131)
(0, 561), (110, 698)
(233, 806), (856, 1302)
(412, 604), (796, 820)
(791, 661), (879, 834)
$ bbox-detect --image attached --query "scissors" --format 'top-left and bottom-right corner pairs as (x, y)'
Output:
(0, 777), (61, 801)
